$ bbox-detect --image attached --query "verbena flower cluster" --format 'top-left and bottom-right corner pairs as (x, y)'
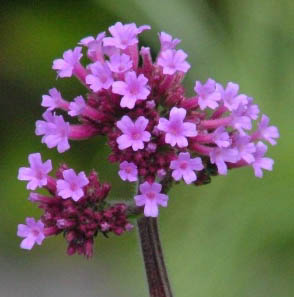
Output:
(17, 22), (279, 256)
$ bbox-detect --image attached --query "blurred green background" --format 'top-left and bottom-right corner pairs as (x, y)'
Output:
(0, 1), (293, 296)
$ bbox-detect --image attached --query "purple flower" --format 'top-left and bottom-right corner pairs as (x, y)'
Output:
(112, 71), (150, 109)
(57, 169), (89, 201)
(170, 152), (204, 184)
(41, 88), (68, 111)
(212, 127), (231, 148)
(194, 79), (221, 110)
(209, 147), (239, 175)
(35, 111), (70, 153)
(118, 161), (138, 182)
(157, 107), (197, 147)
(230, 104), (252, 134)
(244, 97), (260, 120)
(52, 47), (83, 78)
(232, 135), (256, 164)
(68, 96), (86, 117)
(103, 22), (151, 50)
(134, 182), (168, 217)
(216, 82), (248, 111)
(79, 32), (105, 60)
(157, 49), (190, 75)
(251, 142), (274, 178)
(86, 62), (114, 92)
(107, 53), (133, 73)
(18, 153), (52, 190)
(116, 116), (151, 151)
(255, 114), (279, 145)
(17, 218), (45, 250)
(158, 32), (181, 51)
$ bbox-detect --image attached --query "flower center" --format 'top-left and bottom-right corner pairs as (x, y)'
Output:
(131, 131), (141, 140)
(146, 191), (156, 200)
(179, 161), (188, 170)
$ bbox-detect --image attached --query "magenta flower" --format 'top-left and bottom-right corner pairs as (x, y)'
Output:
(134, 182), (168, 217)
(157, 107), (197, 147)
(103, 22), (150, 50)
(232, 135), (256, 164)
(158, 32), (181, 51)
(251, 142), (274, 178)
(68, 96), (86, 117)
(209, 147), (239, 175)
(52, 47), (83, 78)
(157, 49), (190, 75)
(194, 79), (221, 110)
(118, 161), (138, 182)
(230, 105), (252, 134)
(35, 111), (70, 153)
(107, 53), (133, 73)
(170, 152), (204, 184)
(255, 114), (279, 145)
(116, 116), (151, 151)
(41, 88), (68, 111)
(17, 218), (45, 250)
(18, 153), (52, 190)
(79, 32), (105, 60)
(57, 169), (89, 201)
(112, 71), (150, 109)
(212, 127), (231, 148)
(86, 62), (114, 92)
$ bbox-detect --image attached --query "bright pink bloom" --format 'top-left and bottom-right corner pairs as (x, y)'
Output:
(57, 169), (89, 201)
(41, 88), (68, 111)
(255, 114), (279, 145)
(52, 47), (83, 78)
(116, 116), (151, 151)
(134, 182), (168, 217)
(35, 111), (70, 153)
(194, 79), (221, 110)
(158, 32), (181, 51)
(112, 71), (150, 109)
(68, 96), (86, 117)
(251, 142), (274, 178)
(79, 32), (105, 60)
(18, 153), (52, 190)
(157, 49), (190, 75)
(17, 218), (45, 250)
(118, 161), (138, 182)
(232, 135), (256, 164)
(86, 62), (113, 92)
(157, 107), (197, 147)
(170, 152), (204, 184)
(107, 53), (133, 73)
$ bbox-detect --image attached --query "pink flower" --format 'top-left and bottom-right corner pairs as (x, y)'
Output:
(18, 153), (52, 190)
(194, 79), (221, 110)
(134, 182), (168, 217)
(212, 127), (231, 148)
(68, 96), (86, 117)
(86, 62), (114, 92)
(17, 218), (45, 250)
(112, 71), (150, 109)
(107, 53), (133, 73)
(158, 32), (181, 51)
(52, 47), (83, 78)
(41, 88), (68, 111)
(116, 116), (151, 151)
(255, 114), (279, 145)
(232, 135), (256, 164)
(209, 147), (239, 175)
(230, 104), (252, 134)
(157, 49), (190, 75)
(244, 97), (260, 120)
(35, 111), (70, 153)
(103, 22), (150, 50)
(57, 169), (89, 201)
(170, 152), (204, 184)
(79, 32), (105, 60)
(118, 161), (138, 182)
(157, 107), (197, 147)
(251, 142), (274, 178)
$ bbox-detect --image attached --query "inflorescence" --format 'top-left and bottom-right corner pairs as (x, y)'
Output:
(17, 22), (279, 256)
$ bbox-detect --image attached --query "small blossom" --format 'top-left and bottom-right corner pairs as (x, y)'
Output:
(244, 97), (260, 120)
(194, 79), (221, 110)
(100, 222), (110, 232)
(112, 71), (150, 109)
(157, 107), (197, 147)
(158, 32), (181, 51)
(232, 135), (256, 164)
(157, 169), (167, 178)
(146, 100), (156, 109)
(134, 182), (168, 217)
(79, 32), (105, 60)
(212, 127), (231, 148)
(86, 62), (114, 92)
(68, 96), (86, 117)
(157, 49), (190, 75)
(251, 142), (274, 178)
(255, 114), (279, 145)
(107, 53), (133, 73)
(170, 152), (204, 184)
(17, 218), (45, 250)
(103, 22), (150, 50)
(230, 104), (252, 134)
(41, 88), (67, 111)
(52, 47), (83, 78)
(118, 161), (138, 182)
(57, 169), (89, 201)
(116, 116), (151, 151)
(18, 153), (52, 190)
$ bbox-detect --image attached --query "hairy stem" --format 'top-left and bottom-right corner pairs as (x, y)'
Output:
(137, 217), (173, 297)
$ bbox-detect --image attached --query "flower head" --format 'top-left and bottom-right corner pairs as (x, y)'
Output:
(86, 62), (113, 92)
(118, 161), (138, 182)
